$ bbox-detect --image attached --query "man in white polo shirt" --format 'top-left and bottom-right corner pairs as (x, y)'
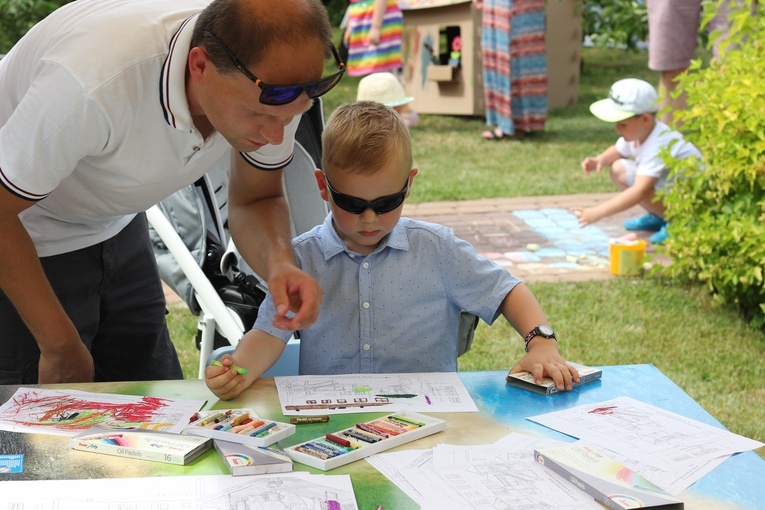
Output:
(0, 0), (342, 384)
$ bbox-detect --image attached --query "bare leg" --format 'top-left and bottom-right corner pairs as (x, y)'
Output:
(658, 68), (687, 126)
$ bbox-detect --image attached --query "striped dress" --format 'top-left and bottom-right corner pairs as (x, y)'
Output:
(481, 0), (547, 134)
(347, 0), (403, 76)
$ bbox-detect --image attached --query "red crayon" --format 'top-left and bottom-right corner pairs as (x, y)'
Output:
(325, 433), (351, 447)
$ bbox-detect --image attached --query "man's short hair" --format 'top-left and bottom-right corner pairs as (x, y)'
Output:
(322, 101), (413, 177)
(192, 0), (333, 72)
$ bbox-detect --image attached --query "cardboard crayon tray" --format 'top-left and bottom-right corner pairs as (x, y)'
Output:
(185, 408), (295, 447)
(284, 411), (445, 471)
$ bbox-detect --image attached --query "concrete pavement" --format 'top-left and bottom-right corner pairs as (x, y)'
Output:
(163, 192), (669, 304)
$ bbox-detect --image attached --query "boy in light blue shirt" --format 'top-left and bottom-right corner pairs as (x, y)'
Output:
(206, 101), (579, 400)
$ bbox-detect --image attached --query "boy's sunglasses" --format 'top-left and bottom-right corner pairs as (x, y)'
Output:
(323, 174), (410, 215)
(204, 30), (346, 106)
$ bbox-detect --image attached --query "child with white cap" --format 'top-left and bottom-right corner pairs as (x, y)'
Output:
(357, 72), (419, 127)
(576, 78), (701, 244)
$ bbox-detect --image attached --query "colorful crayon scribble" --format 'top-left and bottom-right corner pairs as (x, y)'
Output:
(4, 390), (174, 431)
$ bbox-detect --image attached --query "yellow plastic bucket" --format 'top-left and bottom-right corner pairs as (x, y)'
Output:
(609, 239), (646, 276)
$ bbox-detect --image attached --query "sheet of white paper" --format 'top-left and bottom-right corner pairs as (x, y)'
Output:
(0, 387), (205, 436)
(591, 440), (727, 496)
(368, 432), (603, 510)
(0, 472), (358, 509)
(274, 372), (479, 415)
(528, 396), (764, 493)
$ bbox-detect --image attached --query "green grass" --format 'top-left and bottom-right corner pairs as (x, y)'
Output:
(167, 46), (765, 456)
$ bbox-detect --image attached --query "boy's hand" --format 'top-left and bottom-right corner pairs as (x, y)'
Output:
(204, 355), (247, 401)
(574, 206), (602, 227)
(581, 157), (602, 175)
(510, 339), (580, 392)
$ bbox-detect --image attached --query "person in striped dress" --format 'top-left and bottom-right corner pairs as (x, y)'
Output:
(474, 0), (547, 140)
(344, 0), (403, 76)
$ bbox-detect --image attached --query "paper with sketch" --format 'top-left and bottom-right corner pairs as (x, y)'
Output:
(0, 472), (358, 509)
(0, 387), (204, 436)
(367, 432), (603, 509)
(590, 440), (726, 496)
(274, 372), (478, 415)
(528, 396), (764, 494)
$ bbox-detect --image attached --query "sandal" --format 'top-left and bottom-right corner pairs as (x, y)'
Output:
(482, 128), (509, 141)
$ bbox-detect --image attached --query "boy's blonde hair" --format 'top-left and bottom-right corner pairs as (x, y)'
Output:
(322, 101), (412, 178)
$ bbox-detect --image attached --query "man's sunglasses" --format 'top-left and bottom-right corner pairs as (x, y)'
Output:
(204, 30), (346, 106)
(324, 174), (410, 215)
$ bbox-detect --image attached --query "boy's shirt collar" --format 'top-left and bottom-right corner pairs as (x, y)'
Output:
(319, 213), (410, 260)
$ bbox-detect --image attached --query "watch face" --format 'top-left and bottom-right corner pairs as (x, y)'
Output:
(538, 325), (554, 337)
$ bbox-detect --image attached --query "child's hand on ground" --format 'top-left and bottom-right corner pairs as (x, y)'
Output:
(204, 355), (247, 401)
(575, 207), (602, 227)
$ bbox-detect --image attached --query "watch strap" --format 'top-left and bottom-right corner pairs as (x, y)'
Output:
(523, 326), (557, 352)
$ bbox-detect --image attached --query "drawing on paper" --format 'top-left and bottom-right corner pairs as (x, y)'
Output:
(275, 372), (479, 415)
(0, 387), (204, 435)
(0, 473), (358, 509)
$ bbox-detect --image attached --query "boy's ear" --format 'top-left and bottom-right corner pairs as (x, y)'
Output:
(405, 168), (419, 198)
(314, 169), (329, 202)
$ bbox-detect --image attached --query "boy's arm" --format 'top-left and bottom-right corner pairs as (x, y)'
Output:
(204, 330), (287, 401)
(577, 175), (658, 226)
(501, 284), (580, 391)
(581, 145), (622, 175)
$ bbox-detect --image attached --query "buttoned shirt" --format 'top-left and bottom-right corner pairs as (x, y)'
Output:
(253, 215), (520, 374)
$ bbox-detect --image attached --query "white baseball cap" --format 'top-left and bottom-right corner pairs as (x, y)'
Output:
(590, 78), (659, 122)
(356, 72), (414, 107)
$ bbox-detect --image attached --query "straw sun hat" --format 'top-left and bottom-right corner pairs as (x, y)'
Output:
(356, 72), (414, 107)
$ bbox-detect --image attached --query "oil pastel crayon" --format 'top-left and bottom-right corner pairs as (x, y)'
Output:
(343, 428), (381, 443)
(250, 422), (277, 437)
(356, 422), (389, 438)
(390, 415), (426, 427)
(199, 411), (227, 426)
(289, 416), (330, 424)
(209, 359), (248, 375)
(325, 433), (351, 447)
(295, 444), (330, 460)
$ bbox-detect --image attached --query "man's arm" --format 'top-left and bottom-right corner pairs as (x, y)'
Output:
(0, 186), (94, 382)
(227, 152), (322, 331)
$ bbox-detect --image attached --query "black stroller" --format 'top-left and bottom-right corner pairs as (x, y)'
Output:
(149, 101), (327, 378)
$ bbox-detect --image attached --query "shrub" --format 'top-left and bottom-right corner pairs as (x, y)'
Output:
(662, 0), (765, 329)
(0, 0), (72, 54)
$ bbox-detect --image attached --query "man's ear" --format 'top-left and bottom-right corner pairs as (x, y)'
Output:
(188, 46), (210, 82)
(314, 169), (329, 202)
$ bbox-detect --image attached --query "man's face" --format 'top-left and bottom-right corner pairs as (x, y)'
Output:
(195, 40), (325, 152)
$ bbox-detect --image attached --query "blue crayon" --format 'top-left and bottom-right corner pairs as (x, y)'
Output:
(249, 422), (277, 437)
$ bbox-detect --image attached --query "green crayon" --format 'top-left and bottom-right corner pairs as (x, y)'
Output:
(209, 359), (248, 375)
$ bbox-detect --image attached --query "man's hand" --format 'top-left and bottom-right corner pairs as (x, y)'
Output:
(38, 332), (94, 383)
(267, 263), (322, 331)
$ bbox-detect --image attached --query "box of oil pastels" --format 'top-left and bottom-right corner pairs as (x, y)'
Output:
(185, 408), (295, 447)
(284, 411), (445, 471)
